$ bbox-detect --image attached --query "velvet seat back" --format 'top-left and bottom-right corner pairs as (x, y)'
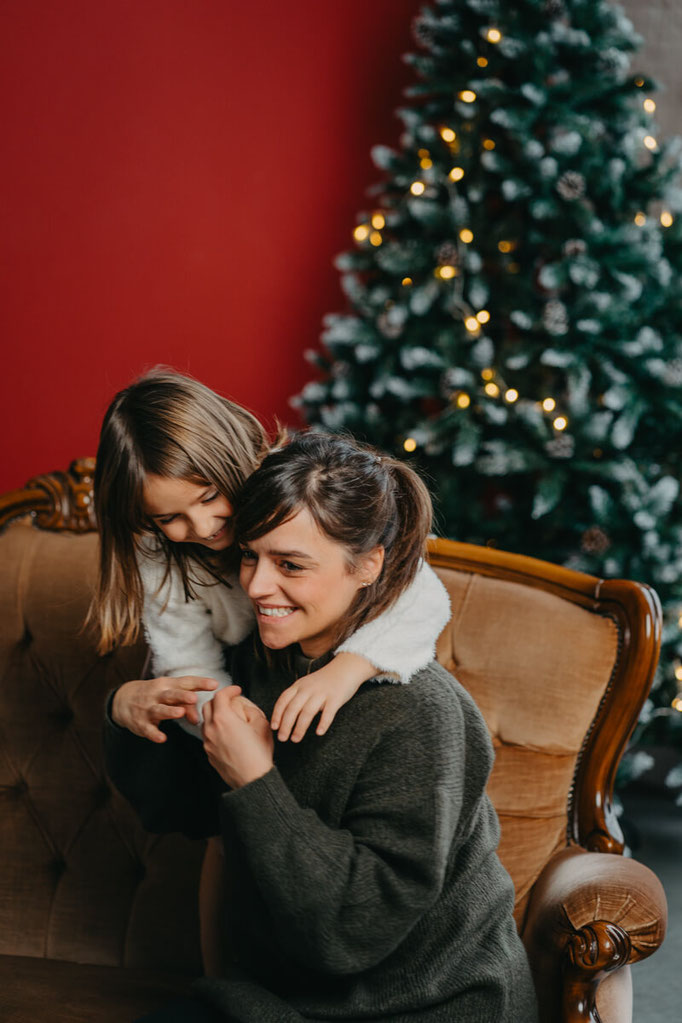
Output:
(431, 557), (621, 927)
(0, 522), (203, 973)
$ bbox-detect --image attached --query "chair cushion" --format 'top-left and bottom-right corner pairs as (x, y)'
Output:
(434, 566), (619, 924)
(0, 955), (190, 1023)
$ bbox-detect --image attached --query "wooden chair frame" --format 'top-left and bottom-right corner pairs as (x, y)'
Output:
(1, 462), (667, 1023)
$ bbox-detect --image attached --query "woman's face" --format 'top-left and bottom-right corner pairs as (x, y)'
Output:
(239, 507), (383, 658)
(143, 474), (233, 550)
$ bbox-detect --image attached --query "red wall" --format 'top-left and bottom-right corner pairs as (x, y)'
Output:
(0, 0), (419, 491)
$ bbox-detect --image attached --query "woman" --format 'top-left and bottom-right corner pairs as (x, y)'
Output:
(105, 432), (539, 1022)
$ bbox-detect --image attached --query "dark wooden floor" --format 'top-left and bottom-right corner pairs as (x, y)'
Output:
(621, 790), (682, 1021)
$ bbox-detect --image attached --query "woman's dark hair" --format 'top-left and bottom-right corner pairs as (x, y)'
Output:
(235, 431), (433, 647)
(90, 367), (270, 653)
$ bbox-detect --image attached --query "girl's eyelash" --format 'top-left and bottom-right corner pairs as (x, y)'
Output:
(158, 514), (177, 525)
(202, 491), (219, 504)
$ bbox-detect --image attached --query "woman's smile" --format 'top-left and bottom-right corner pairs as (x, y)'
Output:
(239, 508), (375, 657)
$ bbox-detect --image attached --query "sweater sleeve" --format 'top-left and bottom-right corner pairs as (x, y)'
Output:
(220, 694), (465, 975)
(335, 559), (451, 682)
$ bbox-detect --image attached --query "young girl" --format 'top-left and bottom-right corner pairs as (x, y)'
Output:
(91, 368), (450, 743)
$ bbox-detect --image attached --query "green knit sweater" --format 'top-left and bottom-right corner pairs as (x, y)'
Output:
(104, 639), (538, 1023)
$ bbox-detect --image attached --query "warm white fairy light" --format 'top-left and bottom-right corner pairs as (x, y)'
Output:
(481, 368), (495, 381)
(410, 181), (426, 196)
(465, 315), (480, 332)
(644, 98), (656, 113)
(486, 28), (502, 43)
(482, 139), (496, 151)
(498, 240), (513, 253)
(440, 127), (456, 143)
(403, 437), (417, 452)
(477, 57), (488, 68)
(634, 211), (647, 225)
(553, 416), (568, 431)
(369, 231), (383, 247)
(456, 392), (471, 409)
(484, 382), (500, 397)
(371, 213), (385, 229)
(459, 228), (474, 243)
(476, 309), (490, 324)
(459, 90), (477, 103)
(402, 277), (413, 287)
(353, 225), (370, 241)
(438, 265), (458, 280)
(661, 211), (674, 227)
(644, 135), (658, 151)
(542, 397), (556, 412)
(420, 156), (433, 169)
(449, 166), (465, 182)
(504, 389), (519, 403)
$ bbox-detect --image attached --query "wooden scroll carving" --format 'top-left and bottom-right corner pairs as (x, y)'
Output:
(562, 920), (632, 1023)
(0, 458), (97, 532)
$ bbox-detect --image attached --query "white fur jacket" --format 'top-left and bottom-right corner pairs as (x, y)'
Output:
(137, 540), (451, 735)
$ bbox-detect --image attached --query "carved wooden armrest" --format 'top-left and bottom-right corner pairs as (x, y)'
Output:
(522, 845), (667, 1023)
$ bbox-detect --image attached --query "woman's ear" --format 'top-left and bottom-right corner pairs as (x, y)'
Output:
(359, 546), (385, 587)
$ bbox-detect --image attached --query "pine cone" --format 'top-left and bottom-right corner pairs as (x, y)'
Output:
(556, 171), (586, 200)
(581, 526), (611, 554)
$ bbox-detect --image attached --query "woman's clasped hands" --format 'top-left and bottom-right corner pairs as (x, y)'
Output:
(202, 686), (274, 789)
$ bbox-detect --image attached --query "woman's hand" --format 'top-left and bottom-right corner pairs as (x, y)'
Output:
(111, 675), (219, 743)
(202, 685), (274, 789)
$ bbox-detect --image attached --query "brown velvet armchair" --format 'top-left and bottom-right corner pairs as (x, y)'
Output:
(0, 459), (667, 1023)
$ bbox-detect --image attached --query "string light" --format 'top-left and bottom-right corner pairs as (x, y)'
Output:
(477, 57), (488, 68)
(465, 315), (480, 332)
(481, 368), (495, 381)
(459, 228), (474, 243)
(542, 397), (556, 412)
(482, 139), (496, 150)
(456, 393), (471, 409)
(644, 135), (658, 151)
(484, 382), (500, 397)
(635, 77), (645, 87)
(498, 240), (513, 253)
(644, 98), (656, 113)
(675, 664), (682, 682)
(403, 438), (417, 453)
(369, 231), (383, 246)
(401, 277), (413, 287)
(486, 28), (502, 43)
(677, 612), (682, 628)
(438, 265), (458, 280)
(459, 90), (477, 103)
(440, 127), (456, 143)
(353, 225), (370, 242)
(449, 166), (465, 182)
(672, 696), (682, 712)
(661, 211), (674, 227)
(476, 309), (490, 324)
(634, 211), (646, 225)
(410, 181), (426, 196)
(371, 213), (385, 229)
(504, 389), (519, 403)
(507, 262), (520, 273)
(420, 156), (433, 169)
(553, 416), (568, 431)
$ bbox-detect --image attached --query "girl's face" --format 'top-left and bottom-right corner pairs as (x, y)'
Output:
(239, 507), (383, 658)
(143, 474), (233, 550)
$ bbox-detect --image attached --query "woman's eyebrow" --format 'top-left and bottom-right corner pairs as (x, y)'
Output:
(268, 547), (317, 562)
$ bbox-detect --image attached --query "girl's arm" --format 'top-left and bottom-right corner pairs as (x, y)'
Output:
(272, 560), (450, 741)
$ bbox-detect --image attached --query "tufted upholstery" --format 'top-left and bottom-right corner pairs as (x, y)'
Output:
(0, 521), (202, 1020)
(0, 465), (669, 1023)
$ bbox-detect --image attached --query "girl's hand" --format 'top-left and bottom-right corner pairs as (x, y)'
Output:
(111, 675), (219, 743)
(271, 652), (381, 743)
(202, 686), (274, 788)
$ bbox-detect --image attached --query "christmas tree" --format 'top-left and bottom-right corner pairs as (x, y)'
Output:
(294, 0), (682, 783)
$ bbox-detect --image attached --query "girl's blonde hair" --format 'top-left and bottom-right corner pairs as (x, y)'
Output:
(90, 368), (270, 654)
